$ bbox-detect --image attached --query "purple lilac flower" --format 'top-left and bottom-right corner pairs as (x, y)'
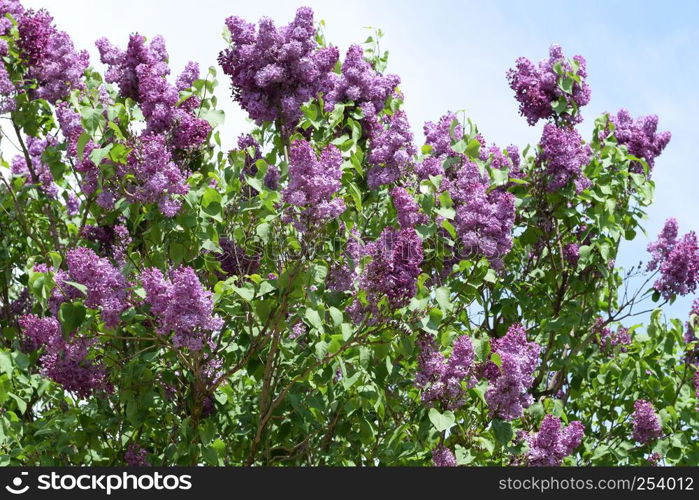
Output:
(9, 288), (31, 317)
(647, 452), (662, 466)
(485, 324), (541, 421)
(11, 136), (59, 197)
(17, 9), (88, 103)
(81, 223), (131, 265)
(218, 7), (338, 128)
(525, 415), (584, 466)
(537, 124), (591, 192)
(424, 113), (463, 158)
(391, 186), (427, 228)
(66, 247), (129, 328)
(432, 445), (457, 467)
(507, 45), (591, 126)
(646, 218), (699, 300)
(685, 298), (699, 344)
(290, 321), (306, 340)
(18, 314), (109, 398)
(632, 399), (662, 444)
(66, 193), (80, 216)
(609, 109), (671, 175)
(264, 165), (280, 190)
(449, 160), (515, 270)
(358, 227), (423, 309)
(282, 139), (345, 229)
(0, 1), (24, 37)
(126, 134), (189, 217)
(124, 444), (150, 467)
(325, 44), (400, 117)
(416, 333), (476, 410)
(563, 243), (580, 267)
(139, 266), (222, 351)
(366, 110), (416, 188)
(96, 34), (210, 148)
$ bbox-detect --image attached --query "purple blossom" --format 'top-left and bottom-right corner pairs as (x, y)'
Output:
(282, 139), (345, 229)
(563, 243), (580, 267)
(124, 444), (150, 467)
(631, 399), (662, 444)
(485, 324), (541, 421)
(416, 333), (476, 410)
(423, 113), (463, 158)
(358, 227), (423, 310)
(264, 165), (280, 190)
(18, 9), (88, 103)
(66, 247), (129, 328)
(449, 160), (515, 270)
(290, 321), (306, 340)
(66, 193), (80, 216)
(432, 445), (457, 467)
(18, 314), (109, 398)
(176, 61), (199, 91)
(609, 109), (671, 174)
(126, 134), (189, 217)
(507, 45), (591, 126)
(139, 266), (222, 351)
(81, 223), (131, 265)
(11, 136), (58, 197)
(646, 218), (699, 299)
(324, 44), (400, 118)
(537, 124), (592, 192)
(526, 415), (584, 466)
(218, 7), (338, 128)
(366, 110), (416, 188)
(391, 186), (427, 228)
(0, 1), (24, 37)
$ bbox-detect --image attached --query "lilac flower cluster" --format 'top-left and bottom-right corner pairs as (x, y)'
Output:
(366, 110), (416, 188)
(415, 113), (464, 180)
(324, 44), (400, 119)
(125, 134), (190, 217)
(631, 399), (662, 444)
(525, 415), (584, 466)
(139, 266), (222, 351)
(96, 34), (209, 147)
(609, 109), (671, 174)
(0, 1), (23, 36)
(282, 140), (345, 229)
(432, 445), (457, 467)
(646, 218), (699, 300)
(391, 187), (427, 228)
(65, 247), (129, 328)
(218, 7), (338, 128)
(485, 324), (541, 421)
(537, 124), (591, 192)
(55, 102), (102, 196)
(563, 243), (580, 267)
(415, 333), (476, 409)
(484, 143), (522, 181)
(449, 161), (515, 270)
(124, 444), (150, 467)
(592, 318), (632, 355)
(357, 227), (423, 310)
(507, 45), (590, 126)
(18, 314), (109, 397)
(0, 1), (22, 111)
(11, 135), (58, 197)
(15, 8), (88, 103)
(686, 298), (699, 344)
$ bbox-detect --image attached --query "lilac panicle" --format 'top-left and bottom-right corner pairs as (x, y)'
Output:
(526, 415), (584, 466)
(609, 109), (671, 175)
(218, 7), (338, 128)
(507, 45), (590, 126)
(282, 139), (345, 229)
(432, 445), (457, 467)
(124, 444), (150, 467)
(139, 266), (222, 351)
(537, 123), (591, 192)
(631, 399), (662, 444)
(485, 324), (541, 421)
(391, 186), (427, 228)
(366, 110), (416, 188)
(646, 218), (699, 300)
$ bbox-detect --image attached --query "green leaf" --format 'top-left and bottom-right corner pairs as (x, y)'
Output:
(0, 351), (12, 378)
(428, 408), (455, 432)
(492, 419), (513, 445)
(8, 393), (26, 414)
(76, 133), (90, 161)
(58, 302), (86, 333)
(305, 308), (324, 333)
(202, 187), (222, 208)
(89, 144), (113, 166)
(201, 109), (225, 128)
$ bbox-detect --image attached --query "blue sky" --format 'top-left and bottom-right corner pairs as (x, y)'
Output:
(23, 0), (699, 322)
